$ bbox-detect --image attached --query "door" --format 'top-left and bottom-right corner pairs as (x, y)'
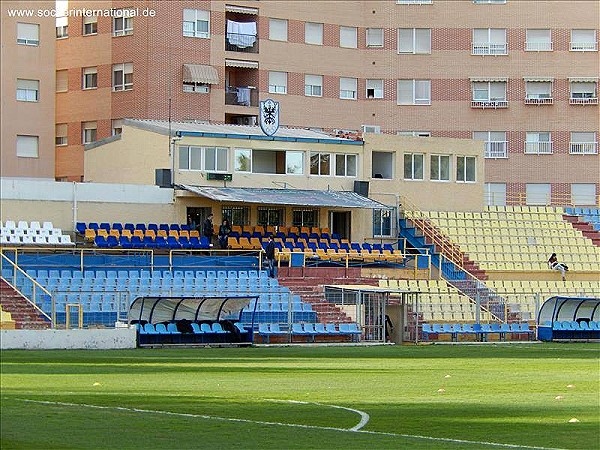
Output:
(187, 207), (211, 232)
(329, 211), (351, 240)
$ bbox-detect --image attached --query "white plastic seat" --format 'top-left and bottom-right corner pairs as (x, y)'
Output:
(34, 235), (48, 245)
(5, 220), (16, 230)
(17, 221), (28, 230)
(51, 228), (62, 236)
(42, 221), (54, 230)
(59, 235), (74, 246)
(21, 235), (34, 245)
(30, 221), (41, 231)
(47, 235), (60, 245)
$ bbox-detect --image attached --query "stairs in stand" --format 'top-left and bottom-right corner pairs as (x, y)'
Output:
(0, 279), (50, 330)
(278, 275), (379, 324)
(563, 215), (600, 246)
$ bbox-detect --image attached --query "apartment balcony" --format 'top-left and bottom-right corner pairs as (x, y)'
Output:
(225, 86), (258, 107)
(569, 142), (598, 154)
(524, 96), (553, 105)
(225, 32), (258, 53)
(569, 97), (598, 105)
(472, 43), (507, 55)
(484, 141), (508, 158)
(471, 100), (508, 109)
(570, 42), (598, 51)
(525, 41), (552, 51)
(524, 142), (553, 155)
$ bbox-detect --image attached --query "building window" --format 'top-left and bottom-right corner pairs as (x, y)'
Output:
(471, 81), (507, 108)
(56, 70), (68, 93)
(373, 209), (395, 237)
(485, 183), (506, 206)
(16, 135), (39, 158)
(257, 207), (285, 227)
(305, 74), (323, 97)
(569, 80), (598, 104)
(398, 28), (431, 54)
(183, 82), (209, 93)
(269, 18), (287, 41)
(82, 67), (97, 89)
(570, 132), (597, 154)
(472, 28), (507, 55)
(222, 206), (249, 226)
(372, 152), (394, 179)
(525, 29), (552, 51)
(55, 124), (68, 146)
(366, 79), (383, 99)
(430, 155), (450, 181)
(286, 151), (304, 175)
(113, 10), (133, 36)
(366, 28), (384, 47)
(362, 125), (381, 134)
(17, 22), (39, 45)
(292, 210), (318, 228)
(16, 79), (39, 102)
(183, 9), (209, 38)
(403, 153), (424, 180)
(234, 149), (252, 172)
(268, 71), (287, 94)
(56, 22), (68, 39)
(310, 152), (331, 176)
(570, 29), (597, 51)
(340, 26), (357, 48)
(474, 131), (507, 158)
(82, 15), (97, 35)
(525, 132), (552, 155)
(526, 184), (551, 206)
(524, 80), (553, 104)
(112, 119), (123, 136)
(305, 22), (323, 45)
(398, 131), (431, 137)
(335, 154), (357, 177)
(397, 79), (431, 105)
(113, 63), (133, 91)
(82, 121), (97, 144)
(571, 184), (597, 206)
(340, 77), (357, 100)
(456, 156), (476, 182)
(179, 146), (228, 171)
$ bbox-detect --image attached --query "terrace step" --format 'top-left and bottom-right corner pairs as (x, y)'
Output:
(0, 279), (51, 329)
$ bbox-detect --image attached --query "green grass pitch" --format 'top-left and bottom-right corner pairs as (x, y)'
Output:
(1, 343), (599, 449)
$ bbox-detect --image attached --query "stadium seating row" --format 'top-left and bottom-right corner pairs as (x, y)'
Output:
(422, 322), (533, 341)
(257, 322), (361, 343)
(0, 221), (74, 246)
(24, 269), (270, 280)
(137, 321), (251, 345)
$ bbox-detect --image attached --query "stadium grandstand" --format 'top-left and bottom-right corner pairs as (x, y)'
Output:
(1, 123), (599, 347)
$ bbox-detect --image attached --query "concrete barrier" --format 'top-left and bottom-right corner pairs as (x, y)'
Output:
(0, 327), (136, 350)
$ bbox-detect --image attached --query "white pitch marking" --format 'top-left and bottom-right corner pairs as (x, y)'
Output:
(13, 398), (565, 450)
(264, 398), (369, 431)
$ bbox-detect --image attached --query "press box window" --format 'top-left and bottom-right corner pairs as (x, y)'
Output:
(258, 208), (285, 227)
(222, 206), (249, 226)
(179, 146), (228, 171)
(456, 156), (476, 182)
(292, 210), (318, 228)
(430, 155), (450, 181)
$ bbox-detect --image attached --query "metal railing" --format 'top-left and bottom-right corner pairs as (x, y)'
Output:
(570, 42), (598, 51)
(472, 43), (507, 55)
(471, 99), (508, 108)
(524, 96), (553, 105)
(525, 41), (552, 51)
(524, 141), (553, 154)
(225, 33), (258, 53)
(569, 142), (598, 154)
(0, 251), (54, 327)
(569, 97), (599, 105)
(484, 141), (508, 158)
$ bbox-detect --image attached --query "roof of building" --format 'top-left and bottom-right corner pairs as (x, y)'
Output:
(178, 185), (389, 209)
(123, 119), (362, 145)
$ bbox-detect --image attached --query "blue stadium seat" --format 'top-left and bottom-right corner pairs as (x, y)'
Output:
(76, 222), (87, 235)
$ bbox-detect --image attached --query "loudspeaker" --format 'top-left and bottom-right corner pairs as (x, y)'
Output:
(155, 169), (172, 188)
(354, 180), (369, 197)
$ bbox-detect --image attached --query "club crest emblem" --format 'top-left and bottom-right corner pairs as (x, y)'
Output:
(259, 99), (280, 136)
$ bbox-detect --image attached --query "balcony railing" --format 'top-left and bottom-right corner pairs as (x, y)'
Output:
(570, 42), (598, 51)
(484, 141), (508, 158)
(524, 96), (553, 105)
(525, 41), (552, 51)
(472, 43), (507, 55)
(225, 86), (258, 107)
(569, 142), (598, 154)
(472, 100), (508, 109)
(226, 33), (258, 53)
(524, 142), (553, 154)
(569, 97), (598, 105)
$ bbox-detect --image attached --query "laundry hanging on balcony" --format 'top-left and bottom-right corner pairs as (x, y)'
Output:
(226, 20), (257, 48)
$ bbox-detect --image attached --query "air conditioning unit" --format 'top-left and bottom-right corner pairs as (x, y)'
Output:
(235, 116), (257, 126)
(362, 125), (381, 134)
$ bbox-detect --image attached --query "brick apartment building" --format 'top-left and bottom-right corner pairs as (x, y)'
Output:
(2, 0), (598, 206)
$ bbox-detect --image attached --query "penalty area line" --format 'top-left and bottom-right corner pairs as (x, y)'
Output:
(13, 398), (564, 450)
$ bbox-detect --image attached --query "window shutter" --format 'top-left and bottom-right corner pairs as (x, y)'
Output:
(56, 70), (68, 92)
(571, 29), (594, 42)
(305, 74), (322, 86)
(16, 135), (39, 158)
(397, 80), (413, 104)
(490, 28), (506, 44)
(269, 71), (287, 86)
(527, 29), (550, 43)
(340, 26), (357, 48)
(17, 23), (39, 41)
(83, 15), (97, 24)
(398, 29), (412, 52)
(340, 77), (356, 91)
(415, 29), (431, 53)
(269, 18), (287, 41)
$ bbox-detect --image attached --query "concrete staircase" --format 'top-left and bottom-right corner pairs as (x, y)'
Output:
(0, 279), (51, 329)
(278, 268), (379, 324)
(563, 215), (600, 246)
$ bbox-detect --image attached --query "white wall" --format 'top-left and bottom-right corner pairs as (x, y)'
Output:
(0, 327), (136, 349)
